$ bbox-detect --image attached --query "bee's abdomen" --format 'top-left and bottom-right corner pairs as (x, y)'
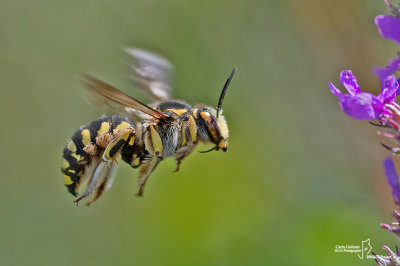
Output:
(61, 135), (89, 196)
(61, 115), (135, 196)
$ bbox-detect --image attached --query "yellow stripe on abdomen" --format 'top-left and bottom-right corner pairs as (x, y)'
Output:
(63, 174), (74, 185)
(61, 158), (70, 169)
(81, 129), (91, 146)
(66, 140), (83, 160)
(114, 121), (131, 132)
(97, 122), (110, 136)
(67, 140), (77, 152)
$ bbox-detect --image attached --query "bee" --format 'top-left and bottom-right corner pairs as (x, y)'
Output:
(61, 48), (236, 205)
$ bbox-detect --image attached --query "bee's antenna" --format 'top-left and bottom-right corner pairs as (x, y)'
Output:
(216, 67), (237, 118)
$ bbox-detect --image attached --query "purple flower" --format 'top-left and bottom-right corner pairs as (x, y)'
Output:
(374, 245), (400, 265)
(329, 70), (399, 120)
(373, 55), (400, 83)
(383, 157), (400, 204)
(381, 210), (400, 236)
(375, 15), (400, 44)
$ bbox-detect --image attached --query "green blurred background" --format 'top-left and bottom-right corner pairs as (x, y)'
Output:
(0, 0), (398, 265)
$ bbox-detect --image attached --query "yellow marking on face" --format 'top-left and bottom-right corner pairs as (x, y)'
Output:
(187, 115), (197, 142)
(192, 109), (198, 118)
(165, 108), (187, 116)
(61, 158), (70, 169)
(217, 115), (229, 140)
(67, 141), (77, 152)
(68, 169), (75, 174)
(150, 125), (163, 154)
(81, 129), (91, 146)
(63, 174), (74, 185)
(98, 122), (110, 136)
(128, 136), (135, 146)
(114, 121), (131, 132)
(218, 139), (227, 149)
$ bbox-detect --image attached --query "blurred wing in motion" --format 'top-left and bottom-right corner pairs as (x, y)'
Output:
(126, 47), (174, 102)
(83, 75), (168, 120)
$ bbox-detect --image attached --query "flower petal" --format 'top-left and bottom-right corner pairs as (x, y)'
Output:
(339, 70), (361, 96)
(338, 93), (380, 119)
(378, 75), (399, 102)
(398, 77), (400, 96)
(328, 81), (342, 98)
(373, 54), (400, 82)
(375, 15), (400, 44)
(383, 157), (400, 204)
(380, 245), (400, 265)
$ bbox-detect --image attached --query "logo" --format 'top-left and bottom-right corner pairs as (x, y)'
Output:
(334, 238), (388, 260)
(357, 239), (372, 259)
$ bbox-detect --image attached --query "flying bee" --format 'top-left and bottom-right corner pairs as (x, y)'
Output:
(61, 48), (236, 205)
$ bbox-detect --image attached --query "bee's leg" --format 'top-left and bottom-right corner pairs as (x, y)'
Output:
(104, 159), (119, 191)
(74, 128), (134, 204)
(85, 177), (107, 207)
(173, 116), (197, 172)
(174, 143), (197, 172)
(74, 160), (107, 204)
(139, 153), (153, 164)
(86, 160), (118, 206)
(73, 157), (101, 194)
(136, 156), (161, 197)
(174, 160), (182, 173)
(136, 125), (163, 196)
(143, 125), (163, 156)
(83, 143), (100, 156)
(102, 127), (135, 161)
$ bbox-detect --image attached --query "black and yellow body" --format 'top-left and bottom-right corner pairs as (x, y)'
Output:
(61, 115), (136, 203)
(61, 48), (235, 205)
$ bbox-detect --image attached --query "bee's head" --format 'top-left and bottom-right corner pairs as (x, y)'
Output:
(193, 67), (236, 153)
(194, 107), (229, 152)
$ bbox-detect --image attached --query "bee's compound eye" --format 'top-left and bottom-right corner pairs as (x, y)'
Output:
(200, 111), (221, 142)
(199, 111), (209, 121)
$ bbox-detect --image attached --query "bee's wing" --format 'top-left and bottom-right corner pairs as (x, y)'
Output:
(125, 47), (173, 102)
(83, 75), (168, 120)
